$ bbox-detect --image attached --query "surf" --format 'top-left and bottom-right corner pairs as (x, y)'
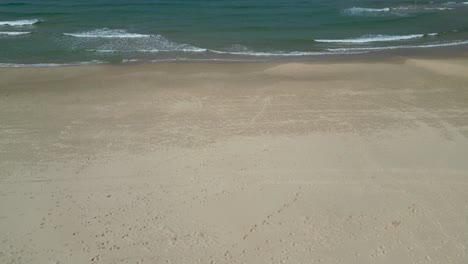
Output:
(0, 31), (31, 36)
(0, 19), (41, 26)
(326, 40), (468, 52)
(315, 34), (437, 44)
(64, 29), (152, 38)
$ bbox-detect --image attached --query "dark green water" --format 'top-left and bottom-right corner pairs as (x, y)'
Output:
(1, 0), (468, 65)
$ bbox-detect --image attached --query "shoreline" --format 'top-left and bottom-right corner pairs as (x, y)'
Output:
(1, 43), (468, 67)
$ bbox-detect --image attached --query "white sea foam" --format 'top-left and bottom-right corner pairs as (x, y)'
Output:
(202, 44), (364, 56)
(345, 7), (390, 13)
(64, 29), (151, 38)
(315, 34), (434, 43)
(122, 59), (139, 63)
(91, 48), (206, 53)
(0, 60), (104, 68)
(342, 7), (391, 16)
(0, 19), (41, 26)
(92, 49), (335, 56)
(90, 42), (361, 56)
(443, 1), (468, 6)
(0, 31), (31, 36)
(80, 34), (207, 53)
(91, 48), (364, 57)
(343, 4), (457, 16)
(424, 7), (454, 10)
(208, 50), (365, 56)
(150, 58), (268, 62)
(326, 40), (468, 52)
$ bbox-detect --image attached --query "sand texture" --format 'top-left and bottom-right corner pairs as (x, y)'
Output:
(1, 59), (468, 264)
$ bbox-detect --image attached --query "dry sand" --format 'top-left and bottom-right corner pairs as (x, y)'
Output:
(1, 59), (468, 264)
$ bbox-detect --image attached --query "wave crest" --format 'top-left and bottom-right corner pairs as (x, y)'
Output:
(0, 19), (41, 26)
(343, 4), (458, 16)
(326, 40), (468, 52)
(64, 29), (151, 38)
(0, 60), (104, 68)
(315, 34), (436, 44)
(75, 33), (206, 53)
(0, 31), (31, 36)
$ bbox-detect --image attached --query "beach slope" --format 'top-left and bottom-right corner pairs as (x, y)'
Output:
(1, 60), (468, 263)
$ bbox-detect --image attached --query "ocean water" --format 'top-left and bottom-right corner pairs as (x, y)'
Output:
(1, 0), (468, 65)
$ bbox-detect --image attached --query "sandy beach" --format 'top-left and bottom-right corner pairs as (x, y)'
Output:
(1, 59), (468, 264)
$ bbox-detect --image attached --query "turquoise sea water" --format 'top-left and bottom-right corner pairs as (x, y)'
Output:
(1, 0), (468, 65)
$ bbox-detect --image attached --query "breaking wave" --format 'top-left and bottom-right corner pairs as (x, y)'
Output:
(315, 33), (437, 43)
(342, 3), (463, 16)
(0, 31), (31, 36)
(64, 28), (151, 38)
(326, 40), (468, 52)
(0, 60), (105, 68)
(0, 19), (41, 26)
